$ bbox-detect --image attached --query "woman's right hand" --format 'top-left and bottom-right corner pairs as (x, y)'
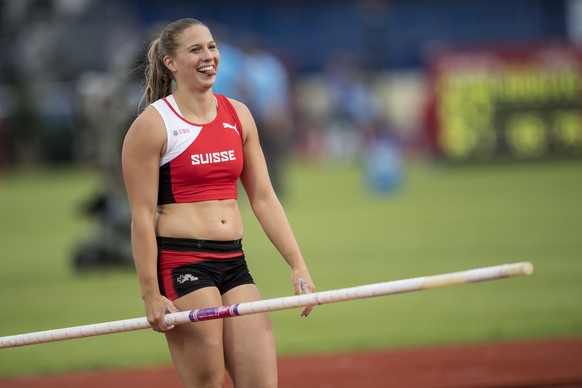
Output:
(144, 294), (180, 332)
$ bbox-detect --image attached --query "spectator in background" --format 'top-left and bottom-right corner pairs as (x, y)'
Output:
(211, 26), (246, 101)
(240, 35), (293, 196)
(323, 52), (382, 162)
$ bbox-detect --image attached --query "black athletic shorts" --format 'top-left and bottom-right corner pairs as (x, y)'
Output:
(157, 236), (255, 301)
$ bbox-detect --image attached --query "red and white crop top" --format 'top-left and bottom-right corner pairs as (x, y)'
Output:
(152, 94), (244, 204)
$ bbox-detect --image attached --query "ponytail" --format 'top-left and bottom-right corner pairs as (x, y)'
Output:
(141, 38), (173, 107)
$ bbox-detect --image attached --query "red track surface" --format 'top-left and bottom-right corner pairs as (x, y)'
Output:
(2, 337), (582, 387)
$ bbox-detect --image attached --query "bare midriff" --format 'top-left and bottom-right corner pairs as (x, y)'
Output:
(155, 199), (243, 241)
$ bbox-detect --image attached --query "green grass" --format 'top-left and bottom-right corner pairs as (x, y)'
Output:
(1, 159), (581, 377)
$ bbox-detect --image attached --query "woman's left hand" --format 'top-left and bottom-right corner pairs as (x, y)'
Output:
(291, 268), (316, 317)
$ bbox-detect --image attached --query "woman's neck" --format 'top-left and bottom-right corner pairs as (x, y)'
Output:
(172, 88), (217, 123)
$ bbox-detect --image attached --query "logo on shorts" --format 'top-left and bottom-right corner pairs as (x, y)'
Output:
(177, 274), (199, 284)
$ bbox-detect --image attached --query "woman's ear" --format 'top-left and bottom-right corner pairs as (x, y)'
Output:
(163, 55), (176, 73)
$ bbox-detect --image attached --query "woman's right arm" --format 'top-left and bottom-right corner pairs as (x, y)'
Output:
(121, 107), (178, 332)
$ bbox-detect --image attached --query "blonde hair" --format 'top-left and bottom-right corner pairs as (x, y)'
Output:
(141, 18), (207, 106)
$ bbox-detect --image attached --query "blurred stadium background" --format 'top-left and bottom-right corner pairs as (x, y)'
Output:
(3, 0), (581, 173)
(1, 0), (581, 379)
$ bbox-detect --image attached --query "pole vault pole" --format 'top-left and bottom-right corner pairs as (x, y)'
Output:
(0, 262), (533, 349)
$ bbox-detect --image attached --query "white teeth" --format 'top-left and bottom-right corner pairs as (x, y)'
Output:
(198, 66), (213, 72)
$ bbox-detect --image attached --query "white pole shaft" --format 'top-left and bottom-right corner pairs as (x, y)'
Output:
(0, 262), (533, 349)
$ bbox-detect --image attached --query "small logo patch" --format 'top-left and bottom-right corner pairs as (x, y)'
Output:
(177, 274), (199, 284)
(173, 128), (191, 136)
(223, 122), (240, 135)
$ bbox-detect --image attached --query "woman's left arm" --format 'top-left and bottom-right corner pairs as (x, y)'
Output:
(234, 99), (315, 316)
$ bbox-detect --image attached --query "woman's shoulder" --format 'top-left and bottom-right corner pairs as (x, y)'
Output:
(217, 95), (251, 117)
(131, 104), (162, 125)
(126, 104), (165, 140)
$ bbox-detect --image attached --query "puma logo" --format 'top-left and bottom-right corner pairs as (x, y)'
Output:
(223, 122), (240, 135)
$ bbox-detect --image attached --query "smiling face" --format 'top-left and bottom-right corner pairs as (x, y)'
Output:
(163, 24), (220, 91)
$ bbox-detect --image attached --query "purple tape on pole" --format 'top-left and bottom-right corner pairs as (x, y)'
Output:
(189, 303), (240, 322)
